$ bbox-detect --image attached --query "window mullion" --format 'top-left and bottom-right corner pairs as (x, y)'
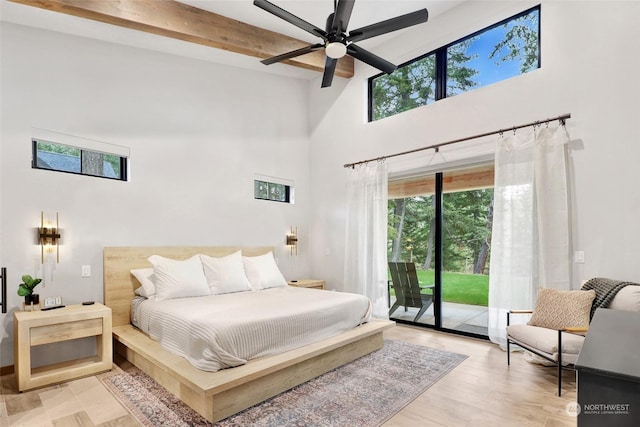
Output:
(435, 48), (447, 100)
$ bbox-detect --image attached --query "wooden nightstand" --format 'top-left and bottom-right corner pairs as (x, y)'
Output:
(288, 279), (326, 290)
(13, 303), (112, 391)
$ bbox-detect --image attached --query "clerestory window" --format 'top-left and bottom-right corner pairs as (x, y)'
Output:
(369, 6), (540, 121)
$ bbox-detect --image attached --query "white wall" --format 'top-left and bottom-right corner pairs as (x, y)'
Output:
(0, 23), (312, 367)
(308, 1), (640, 289)
(2, 0), (639, 369)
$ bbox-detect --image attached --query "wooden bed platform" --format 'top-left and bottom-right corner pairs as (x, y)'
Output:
(103, 246), (394, 422)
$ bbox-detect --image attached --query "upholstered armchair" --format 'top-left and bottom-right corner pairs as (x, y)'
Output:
(506, 280), (640, 396)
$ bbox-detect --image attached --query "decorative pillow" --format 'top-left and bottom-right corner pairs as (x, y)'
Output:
(200, 251), (252, 295)
(147, 254), (211, 301)
(131, 268), (156, 297)
(243, 251), (287, 290)
(607, 285), (640, 312)
(528, 288), (596, 329)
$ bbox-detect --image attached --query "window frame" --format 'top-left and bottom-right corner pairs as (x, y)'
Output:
(368, 5), (541, 122)
(32, 139), (128, 182)
(253, 178), (294, 204)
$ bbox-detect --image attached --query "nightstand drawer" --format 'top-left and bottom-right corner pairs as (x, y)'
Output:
(31, 318), (103, 346)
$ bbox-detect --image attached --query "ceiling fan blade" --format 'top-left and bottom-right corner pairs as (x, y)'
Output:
(347, 44), (397, 74)
(346, 9), (429, 43)
(331, 0), (356, 34)
(261, 43), (325, 65)
(321, 57), (338, 88)
(254, 0), (328, 40)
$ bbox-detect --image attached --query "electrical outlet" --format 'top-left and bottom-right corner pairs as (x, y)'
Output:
(81, 265), (91, 277)
(574, 251), (585, 263)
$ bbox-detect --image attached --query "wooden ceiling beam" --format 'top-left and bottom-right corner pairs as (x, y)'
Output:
(9, 0), (354, 78)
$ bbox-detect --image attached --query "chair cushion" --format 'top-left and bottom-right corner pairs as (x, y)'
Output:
(527, 288), (595, 329)
(507, 324), (584, 360)
(607, 285), (640, 312)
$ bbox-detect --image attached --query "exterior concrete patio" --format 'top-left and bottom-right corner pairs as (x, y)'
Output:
(389, 299), (488, 336)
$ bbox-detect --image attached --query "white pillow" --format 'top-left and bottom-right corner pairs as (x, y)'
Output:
(131, 268), (156, 297)
(147, 254), (211, 301)
(134, 286), (150, 298)
(201, 251), (252, 295)
(243, 251), (287, 290)
(608, 285), (640, 311)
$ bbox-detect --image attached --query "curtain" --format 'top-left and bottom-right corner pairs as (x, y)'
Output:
(488, 125), (570, 346)
(344, 162), (389, 319)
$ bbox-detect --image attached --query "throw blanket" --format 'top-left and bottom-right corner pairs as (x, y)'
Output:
(582, 277), (640, 320)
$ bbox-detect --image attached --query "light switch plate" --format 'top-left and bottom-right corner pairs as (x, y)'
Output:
(44, 296), (63, 308)
(81, 265), (91, 277)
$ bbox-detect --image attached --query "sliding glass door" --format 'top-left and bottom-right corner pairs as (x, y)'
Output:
(388, 165), (493, 338)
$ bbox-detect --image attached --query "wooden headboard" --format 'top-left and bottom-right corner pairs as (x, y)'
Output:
(103, 246), (274, 327)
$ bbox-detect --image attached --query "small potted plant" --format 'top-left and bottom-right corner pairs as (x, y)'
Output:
(18, 275), (42, 306)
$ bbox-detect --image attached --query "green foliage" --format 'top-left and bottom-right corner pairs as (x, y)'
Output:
(489, 11), (539, 73)
(103, 154), (121, 175)
(36, 142), (80, 157)
(442, 189), (494, 273)
(446, 38), (479, 95)
(388, 189), (493, 273)
(372, 8), (539, 120)
(373, 54), (437, 121)
(17, 275), (42, 296)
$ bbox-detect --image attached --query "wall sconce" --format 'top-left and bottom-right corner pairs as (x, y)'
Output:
(286, 226), (298, 255)
(38, 211), (61, 263)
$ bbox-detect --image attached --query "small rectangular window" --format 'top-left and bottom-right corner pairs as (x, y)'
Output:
(33, 139), (128, 181)
(254, 175), (294, 204)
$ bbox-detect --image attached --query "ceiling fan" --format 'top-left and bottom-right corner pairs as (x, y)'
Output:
(254, 0), (429, 88)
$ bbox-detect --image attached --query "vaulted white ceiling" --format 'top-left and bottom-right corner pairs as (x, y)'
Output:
(1, 0), (463, 81)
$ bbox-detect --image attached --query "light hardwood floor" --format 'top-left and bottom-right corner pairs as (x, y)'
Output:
(383, 325), (577, 427)
(1, 325), (578, 426)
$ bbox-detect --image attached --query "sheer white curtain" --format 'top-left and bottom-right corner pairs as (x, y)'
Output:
(344, 162), (389, 319)
(488, 125), (570, 346)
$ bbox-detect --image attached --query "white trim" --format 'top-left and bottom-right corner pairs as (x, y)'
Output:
(253, 174), (294, 187)
(31, 128), (130, 158)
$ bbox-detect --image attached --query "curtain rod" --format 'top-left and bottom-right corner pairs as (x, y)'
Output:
(343, 113), (572, 169)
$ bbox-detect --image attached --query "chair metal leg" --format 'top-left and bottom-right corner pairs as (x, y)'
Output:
(558, 329), (563, 397)
(506, 312), (511, 366)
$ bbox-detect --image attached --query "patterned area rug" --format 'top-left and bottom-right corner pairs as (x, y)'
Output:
(101, 339), (467, 427)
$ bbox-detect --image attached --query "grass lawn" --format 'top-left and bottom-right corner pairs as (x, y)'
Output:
(390, 269), (488, 306)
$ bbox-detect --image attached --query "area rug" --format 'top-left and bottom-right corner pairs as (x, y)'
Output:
(101, 339), (467, 427)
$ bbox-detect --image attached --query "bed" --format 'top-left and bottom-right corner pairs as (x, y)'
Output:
(103, 246), (394, 422)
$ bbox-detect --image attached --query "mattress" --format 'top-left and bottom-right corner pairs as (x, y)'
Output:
(132, 286), (372, 371)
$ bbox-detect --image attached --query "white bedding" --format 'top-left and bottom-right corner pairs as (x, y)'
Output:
(132, 286), (372, 372)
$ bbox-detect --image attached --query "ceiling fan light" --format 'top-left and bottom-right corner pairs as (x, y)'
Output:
(325, 42), (347, 59)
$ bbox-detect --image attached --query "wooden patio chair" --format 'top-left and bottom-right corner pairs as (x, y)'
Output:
(388, 262), (434, 322)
